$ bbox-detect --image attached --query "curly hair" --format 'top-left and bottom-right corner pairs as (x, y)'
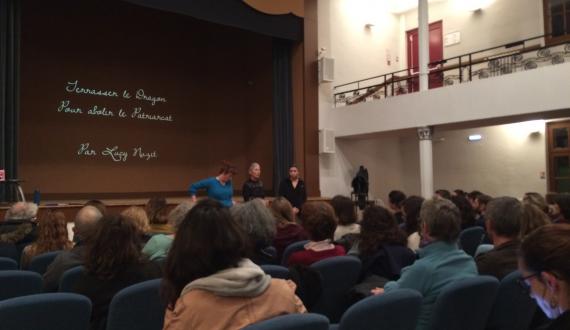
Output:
(29, 210), (72, 255)
(358, 206), (407, 257)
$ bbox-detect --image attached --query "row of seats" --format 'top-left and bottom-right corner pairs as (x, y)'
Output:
(0, 250), (60, 273)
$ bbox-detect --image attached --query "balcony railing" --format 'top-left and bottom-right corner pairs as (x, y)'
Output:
(333, 34), (570, 108)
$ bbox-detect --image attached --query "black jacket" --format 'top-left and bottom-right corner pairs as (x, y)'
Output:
(278, 178), (307, 209)
(242, 179), (265, 201)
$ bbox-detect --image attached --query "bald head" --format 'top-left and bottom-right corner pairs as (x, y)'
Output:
(74, 206), (103, 241)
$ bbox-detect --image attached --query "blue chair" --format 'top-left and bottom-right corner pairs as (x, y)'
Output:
(0, 292), (91, 330)
(106, 279), (166, 330)
(27, 250), (61, 274)
(486, 270), (537, 330)
(0, 270), (43, 300)
(310, 256), (362, 323)
(261, 264), (290, 279)
(459, 227), (486, 256)
(0, 243), (19, 264)
(332, 289), (422, 330)
(0, 256), (18, 270)
(59, 265), (86, 292)
(428, 276), (500, 330)
(281, 240), (309, 266)
(244, 313), (329, 330)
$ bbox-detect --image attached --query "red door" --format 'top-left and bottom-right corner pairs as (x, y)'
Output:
(406, 21), (443, 91)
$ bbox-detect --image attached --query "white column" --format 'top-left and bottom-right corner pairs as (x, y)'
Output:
(418, 0), (429, 92)
(418, 126), (434, 198)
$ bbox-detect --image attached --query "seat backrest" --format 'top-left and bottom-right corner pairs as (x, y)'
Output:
(428, 275), (500, 330)
(106, 278), (166, 330)
(0, 292), (91, 330)
(260, 264), (290, 280)
(59, 265), (86, 292)
(486, 270), (537, 330)
(310, 256), (362, 323)
(0, 256), (18, 270)
(0, 243), (19, 264)
(338, 288), (422, 330)
(281, 240), (309, 266)
(244, 313), (330, 330)
(459, 227), (485, 256)
(27, 250), (62, 274)
(0, 270), (43, 301)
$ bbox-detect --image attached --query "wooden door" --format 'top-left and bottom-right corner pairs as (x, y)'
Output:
(547, 120), (570, 193)
(406, 21), (443, 92)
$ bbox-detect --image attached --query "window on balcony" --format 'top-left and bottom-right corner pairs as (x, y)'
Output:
(544, 0), (570, 44)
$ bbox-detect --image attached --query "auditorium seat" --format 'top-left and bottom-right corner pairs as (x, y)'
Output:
(27, 250), (62, 274)
(260, 264), (290, 279)
(331, 288), (422, 330)
(0, 243), (19, 264)
(59, 265), (86, 292)
(459, 227), (486, 257)
(106, 279), (165, 330)
(0, 270), (43, 301)
(0, 292), (91, 330)
(309, 256), (362, 323)
(485, 270), (537, 330)
(244, 313), (330, 330)
(281, 240), (309, 266)
(427, 276), (499, 330)
(0, 256), (18, 270)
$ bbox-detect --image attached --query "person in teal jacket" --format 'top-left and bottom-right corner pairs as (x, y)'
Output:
(189, 162), (237, 207)
(374, 198), (478, 330)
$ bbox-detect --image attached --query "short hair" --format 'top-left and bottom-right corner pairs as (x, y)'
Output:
(467, 190), (482, 201)
(520, 224), (570, 282)
(420, 198), (461, 243)
(300, 202), (337, 241)
(476, 194), (492, 206)
(219, 161), (237, 175)
(453, 189), (466, 197)
(270, 197), (295, 225)
(248, 162), (260, 173)
(231, 199), (276, 247)
(84, 214), (143, 280)
(4, 202), (38, 221)
(121, 206), (150, 233)
(520, 203), (551, 239)
(330, 195), (357, 226)
(388, 190), (406, 207)
(435, 189), (451, 200)
(486, 197), (523, 238)
(554, 193), (570, 220)
(167, 202), (195, 230)
(74, 206), (103, 241)
(145, 197), (169, 225)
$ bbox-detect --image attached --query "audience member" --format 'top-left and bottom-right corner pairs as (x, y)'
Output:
(523, 192), (549, 214)
(545, 193), (561, 222)
(401, 196), (424, 252)
(451, 194), (477, 229)
(121, 206), (152, 243)
(350, 206), (415, 292)
(43, 205), (102, 291)
(161, 199), (306, 330)
(242, 162), (265, 202)
(467, 190), (482, 210)
(145, 197), (170, 233)
(231, 199), (277, 264)
(287, 202), (345, 266)
(476, 197), (522, 280)
(74, 214), (161, 330)
(20, 210), (72, 268)
(142, 202), (194, 261)
(519, 224), (570, 329)
(189, 161), (237, 207)
(84, 200), (107, 216)
(553, 194), (570, 224)
(473, 194), (492, 227)
(331, 195), (360, 240)
(0, 202), (38, 244)
(435, 189), (451, 200)
(520, 202), (551, 239)
(278, 165), (307, 215)
(270, 197), (308, 259)
(376, 198), (477, 330)
(452, 189), (466, 197)
(388, 190), (406, 224)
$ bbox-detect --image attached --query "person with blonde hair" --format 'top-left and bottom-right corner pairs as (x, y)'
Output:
(242, 162), (265, 202)
(20, 210), (72, 268)
(270, 197), (308, 259)
(520, 202), (551, 239)
(121, 206), (151, 242)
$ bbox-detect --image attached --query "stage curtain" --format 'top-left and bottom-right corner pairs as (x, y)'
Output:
(272, 38), (294, 196)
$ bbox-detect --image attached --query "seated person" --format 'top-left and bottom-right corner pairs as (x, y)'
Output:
(476, 197), (523, 280)
(0, 202), (38, 245)
(375, 198), (477, 330)
(145, 197), (171, 234)
(73, 214), (162, 330)
(43, 205), (102, 292)
(286, 202), (345, 267)
(401, 196), (424, 252)
(331, 195), (360, 241)
(162, 199), (306, 330)
(270, 197), (308, 260)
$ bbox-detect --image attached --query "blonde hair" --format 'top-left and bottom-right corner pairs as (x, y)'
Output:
(121, 206), (150, 233)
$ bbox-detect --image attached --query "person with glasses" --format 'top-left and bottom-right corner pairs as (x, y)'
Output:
(518, 224), (570, 329)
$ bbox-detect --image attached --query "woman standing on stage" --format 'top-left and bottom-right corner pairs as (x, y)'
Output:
(242, 162), (265, 202)
(189, 162), (237, 207)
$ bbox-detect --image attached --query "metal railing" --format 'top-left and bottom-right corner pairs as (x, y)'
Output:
(333, 34), (570, 107)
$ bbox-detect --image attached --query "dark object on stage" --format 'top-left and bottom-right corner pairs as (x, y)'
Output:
(351, 166), (369, 210)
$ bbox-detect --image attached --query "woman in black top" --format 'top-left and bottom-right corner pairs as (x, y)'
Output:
(242, 162), (265, 202)
(278, 165), (307, 215)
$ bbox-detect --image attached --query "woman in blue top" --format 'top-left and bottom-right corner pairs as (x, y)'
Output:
(189, 162), (237, 207)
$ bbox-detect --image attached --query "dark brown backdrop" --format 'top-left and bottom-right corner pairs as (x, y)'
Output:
(18, 0), (274, 199)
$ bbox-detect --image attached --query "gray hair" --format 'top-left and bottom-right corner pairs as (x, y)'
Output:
(74, 205), (103, 241)
(5, 202), (38, 220)
(231, 199), (276, 246)
(168, 201), (195, 230)
(420, 198), (461, 243)
(249, 162), (260, 173)
(486, 196), (522, 238)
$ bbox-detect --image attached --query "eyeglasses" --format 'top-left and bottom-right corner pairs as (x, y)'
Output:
(517, 272), (540, 294)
